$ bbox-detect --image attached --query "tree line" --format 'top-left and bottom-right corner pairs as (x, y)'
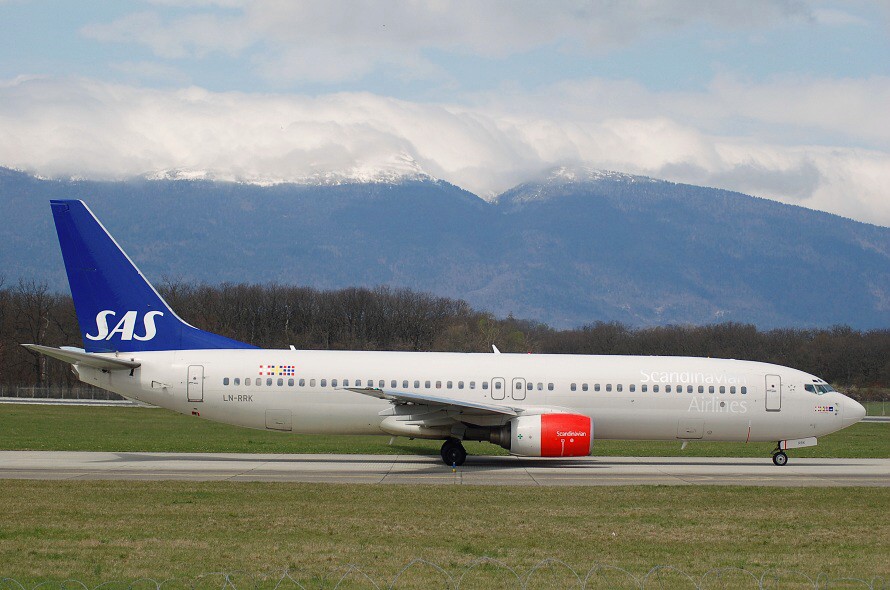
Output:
(1, 279), (888, 396)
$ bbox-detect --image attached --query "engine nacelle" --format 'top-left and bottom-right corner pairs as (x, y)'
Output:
(508, 413), (593, 457)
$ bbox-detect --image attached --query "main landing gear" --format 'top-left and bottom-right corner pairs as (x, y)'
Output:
(441, 438), (467, 466)
(772, 449), (788, 466)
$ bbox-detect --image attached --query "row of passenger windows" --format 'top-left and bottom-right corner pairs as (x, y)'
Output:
(220, 376), (745, 394)
(569, 383), (746, 394)
(223, 377), (499, 389)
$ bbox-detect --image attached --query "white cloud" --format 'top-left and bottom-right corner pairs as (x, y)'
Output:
(1, 75), (888, 227)
(80, 0), (814, 83)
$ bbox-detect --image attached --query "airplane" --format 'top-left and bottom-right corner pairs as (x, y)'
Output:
(24, 200), (866, 467)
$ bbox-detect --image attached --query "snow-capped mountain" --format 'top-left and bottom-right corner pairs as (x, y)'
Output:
(2, 166), (888, 329)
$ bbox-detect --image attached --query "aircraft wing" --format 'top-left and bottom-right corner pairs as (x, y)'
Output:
(22, 344), (141, 371)
(344, 387), (520, 417)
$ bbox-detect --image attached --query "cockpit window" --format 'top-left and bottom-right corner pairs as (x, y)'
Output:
(806, 383), (835, 395)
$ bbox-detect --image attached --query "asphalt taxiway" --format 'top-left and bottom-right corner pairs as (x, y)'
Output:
(1, 451), (888, 486)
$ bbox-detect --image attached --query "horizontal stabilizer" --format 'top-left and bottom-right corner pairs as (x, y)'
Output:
(21, 344), (141, 371)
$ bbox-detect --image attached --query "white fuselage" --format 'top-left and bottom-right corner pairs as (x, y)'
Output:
(74, 349), (860, 444)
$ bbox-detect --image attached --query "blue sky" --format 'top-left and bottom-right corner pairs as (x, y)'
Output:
(1, 1), (889, 225)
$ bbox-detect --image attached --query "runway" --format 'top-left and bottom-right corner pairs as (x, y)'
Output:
(1, 451), (888, 486)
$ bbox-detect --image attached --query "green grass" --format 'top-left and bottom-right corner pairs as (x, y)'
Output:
(0, 481), (887, 587)
(1, 403), (888, 458)
(864, 400), (889, 416)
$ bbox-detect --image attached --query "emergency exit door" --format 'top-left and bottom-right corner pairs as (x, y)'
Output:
(765, 374), (781, 412)
(187, 365), (204, 402)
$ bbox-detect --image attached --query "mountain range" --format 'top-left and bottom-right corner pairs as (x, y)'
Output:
(1, 166), (887, 329)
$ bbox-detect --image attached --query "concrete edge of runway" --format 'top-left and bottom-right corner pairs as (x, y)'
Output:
(1, 450), (887, 487)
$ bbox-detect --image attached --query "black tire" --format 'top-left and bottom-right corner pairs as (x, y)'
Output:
(441, 439), (467, 466)
(772, 451), (788, 466)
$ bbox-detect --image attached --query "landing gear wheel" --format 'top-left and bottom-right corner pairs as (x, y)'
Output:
(772, 451), (788, 466)
(441, 438), (467, 466)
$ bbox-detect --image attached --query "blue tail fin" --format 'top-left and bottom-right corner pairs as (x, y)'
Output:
(51, 200), (257, 352)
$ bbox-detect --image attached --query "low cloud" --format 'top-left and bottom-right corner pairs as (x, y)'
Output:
(0, 76), (888, 226)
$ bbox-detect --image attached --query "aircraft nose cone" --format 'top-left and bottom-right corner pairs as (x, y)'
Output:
(845, 398), (866, 426)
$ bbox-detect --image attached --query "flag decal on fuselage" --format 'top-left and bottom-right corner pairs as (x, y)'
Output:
(259, 365), (296, 376)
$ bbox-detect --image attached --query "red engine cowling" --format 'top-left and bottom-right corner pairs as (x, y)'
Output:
(510, 413), (593, 457)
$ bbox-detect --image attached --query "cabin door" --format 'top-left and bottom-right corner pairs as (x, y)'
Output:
(765, 374), (781, 412)
(187, 365), (204, 402)
(491, 377), (506, 400)
(512, 377), (526, 401)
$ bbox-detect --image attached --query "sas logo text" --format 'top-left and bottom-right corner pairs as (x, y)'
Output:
(86, 310), (163, 341)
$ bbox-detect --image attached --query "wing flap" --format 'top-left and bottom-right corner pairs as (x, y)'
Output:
(344, 387), (519, 417)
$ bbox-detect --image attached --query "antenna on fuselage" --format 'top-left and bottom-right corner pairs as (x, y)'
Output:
(491, 344), (501, 354)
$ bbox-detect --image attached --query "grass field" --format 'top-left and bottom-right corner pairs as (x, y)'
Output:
(0, 480), (887, 588)
(0, 403), (887, 458)
(864, 399), (889, 416)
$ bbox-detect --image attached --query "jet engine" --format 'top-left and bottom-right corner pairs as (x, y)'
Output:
(489, 413), (593, 457)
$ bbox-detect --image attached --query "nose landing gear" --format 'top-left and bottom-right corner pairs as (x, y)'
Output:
(772, 449), (788, 466)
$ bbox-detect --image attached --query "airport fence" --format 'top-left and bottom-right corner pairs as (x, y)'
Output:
(1, 561), (887, 590)
(0, 385), (124, 400)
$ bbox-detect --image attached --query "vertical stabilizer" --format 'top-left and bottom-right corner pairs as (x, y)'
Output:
(51, 200), (256, 352)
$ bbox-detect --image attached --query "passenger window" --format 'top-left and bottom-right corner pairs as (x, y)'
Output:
(629, 384), (636, 392)
(617, 384), (623, 392)
(537, 382), (542, 390)
(447, 381), (453, 389)
(708, 386), (714, 394)
(321, 379), (327, 387)
(719, 386), (726, 394)
(436, 381), (442, 389)
(402, 380), (409, 388)
(548, 383), (554, 391)
(288, 378), (294, 386)
(666, 385), (672, 393)
(470, 381), (476, 389)
(642, 384), (647, 392)
(332, 379), (338, 387)
(414, 380), (420, 388)
(571, 383), (577, 391)
(223, 377), (230, 386)
(730, 386), (736, 394)
(594, 384), (601, 392)
(234, 378), (241, 386)
(425, 380), (431, 388)
(741, 386), (747, 394)
(378, 380), (385, 388)
(494, 381), (500, 390)
(458, 381), (464, 389)
(653, 385), (659, 393)
(266, 378), (272, 386)
(344, 379), (350, 387)
(526, 382), (532, 390)
(245, 378), (251, 386)
(698, 386), (704, 394)
(310, 379), (316, 387)
(277, 378), (283, 386)
(582, 383), (588, 392)
(391, 380), (397, 388)
(606, 384), (612, 392)
(299, 379), (305, 387)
